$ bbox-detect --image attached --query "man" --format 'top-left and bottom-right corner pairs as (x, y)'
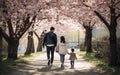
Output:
(43, 27), (57, 65)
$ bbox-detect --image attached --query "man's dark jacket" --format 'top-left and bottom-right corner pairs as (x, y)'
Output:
(43, 31), (57, 47)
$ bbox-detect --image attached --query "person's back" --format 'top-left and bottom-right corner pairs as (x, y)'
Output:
(69, 52), (76, 61)
(56, 36), (68, 68)
(44, 31), (57, 46)
(69, 48), (77, 69)
(58, 43), (68, 55)
(43, 27), (57, 65)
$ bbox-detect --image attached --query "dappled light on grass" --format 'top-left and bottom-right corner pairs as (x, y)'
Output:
(0, 52), (44, 75)
(0, 58), (28, 75)
(78, 51), (120, 74)
(18, 52), (43, 61)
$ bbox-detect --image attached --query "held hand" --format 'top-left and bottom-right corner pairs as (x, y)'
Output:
(67, 52), (70, 55)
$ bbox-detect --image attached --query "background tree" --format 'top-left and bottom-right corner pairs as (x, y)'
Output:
(34, 30), (46, 52)
(25, 27), (35, 55)
(82, 21), (95, 52)
(82, 0), (120, 66)
(77, 8), (98, 53)
(55, 0), (98, 52)
(0, 0), (45, 59)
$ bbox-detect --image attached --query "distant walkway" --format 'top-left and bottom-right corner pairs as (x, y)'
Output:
(8, 51), (110, 75)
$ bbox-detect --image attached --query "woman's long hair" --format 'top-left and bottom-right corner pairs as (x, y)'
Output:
(60, 36), (66, 43)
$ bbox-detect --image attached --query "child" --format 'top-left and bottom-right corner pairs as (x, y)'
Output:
(69, 48), (77, 69)
(56, 36), (68, 68)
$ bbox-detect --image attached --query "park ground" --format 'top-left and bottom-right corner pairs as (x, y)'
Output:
(7, 50), (112, 75)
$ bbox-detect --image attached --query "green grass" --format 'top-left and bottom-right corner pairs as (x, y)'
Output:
(19, 52), (44, 60)
(0, 52), (43, 75)
(78, 51), (120, 74)
(0, 59), (27, 75)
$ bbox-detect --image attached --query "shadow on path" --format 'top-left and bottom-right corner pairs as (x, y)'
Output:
(7, 52), (110, 75)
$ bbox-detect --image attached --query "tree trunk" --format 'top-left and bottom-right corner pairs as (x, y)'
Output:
(86, 29), (92, 53)
(0, 33), (2, 61)
(34, 31), (45, 52)
(31, 36), (35, 53)
(37, 39), (42, 52)
(7, 39), (19, 59)
(108, 7), (118, 66)
(108, 27), (118, 66)
(94, 6), (119, 66)
(25, 31), (34, 55)
(83, 31), (87, 50)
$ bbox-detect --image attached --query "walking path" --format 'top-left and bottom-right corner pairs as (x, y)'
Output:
(8, 51), (110, 75)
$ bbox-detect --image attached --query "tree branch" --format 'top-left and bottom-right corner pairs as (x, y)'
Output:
(15, 19), (21, 34)
(92, 21), (96, 27)
(115, 1), (120, 5)
(0, 27), (9, 42)
(81, 1), (92, 9)
(94, 11), (110, 29)
(33, 31), (40, 39)
(18, 15), (36, 39)
(116, 14), (120, 19)
(6, 19), (14, 37)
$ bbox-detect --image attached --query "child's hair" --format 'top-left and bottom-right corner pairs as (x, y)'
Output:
(71, 48), (74, 52)
(60, 36), (66, 43)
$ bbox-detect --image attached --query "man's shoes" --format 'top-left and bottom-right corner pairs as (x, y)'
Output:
(70, 65), (74, 69)
(48, 60), (50, 65)
(61, 64), (64, 68)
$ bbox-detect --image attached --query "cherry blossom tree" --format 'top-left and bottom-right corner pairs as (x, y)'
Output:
(0, 0), (47, 59)
(53, 0), (98, 52)
(82, 21), (96, 52)
(82, 0), (120, 66)
(25, 26), (35, 55)
(34, 30), (46, 52)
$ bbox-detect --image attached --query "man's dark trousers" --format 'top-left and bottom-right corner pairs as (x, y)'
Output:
(46, 46), (55, 65)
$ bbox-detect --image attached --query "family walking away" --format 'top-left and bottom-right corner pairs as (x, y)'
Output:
(43, 27), (57, 65)
(56, 36), (68, 68)
(43, 26), (77, 69)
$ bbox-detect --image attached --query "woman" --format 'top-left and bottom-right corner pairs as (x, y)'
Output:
(56, 36), (68, 68)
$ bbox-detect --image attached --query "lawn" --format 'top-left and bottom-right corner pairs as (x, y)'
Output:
(78, 51), (120, 75)
(0, 52), (42, 75)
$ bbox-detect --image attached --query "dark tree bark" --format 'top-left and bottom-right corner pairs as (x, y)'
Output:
(34, 31), (42, 52)
(108, 13), (118, 65)
(83, 21), (95, 53)
(34, 30), (46, 52)
(109, 28), (117, 65)
(85, 28), (92, 53)
(108, 5), (118, 65)
(37, 39), (42, 52)
(25, 31), (35, 55)
(83, 31), (87, 50)
(0, 34), (2, 61)
(7, 38), (19, 59)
